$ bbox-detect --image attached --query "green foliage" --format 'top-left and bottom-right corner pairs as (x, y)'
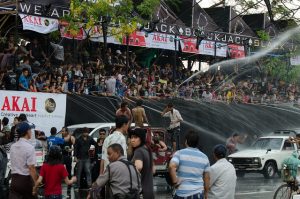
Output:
(62, 0), (159, 38)
(256, 30), (270, 41)
(49, 30), (60, 41)
(137, 0), (160, 19)
(262, 56), (300, 83)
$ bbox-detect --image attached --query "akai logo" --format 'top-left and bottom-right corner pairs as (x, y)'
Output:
(1, 96), (37, 112)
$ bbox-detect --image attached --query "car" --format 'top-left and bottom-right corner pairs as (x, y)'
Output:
(228, 131), (299, 179)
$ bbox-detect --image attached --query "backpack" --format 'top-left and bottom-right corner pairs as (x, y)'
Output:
(108, 159), (140, 199)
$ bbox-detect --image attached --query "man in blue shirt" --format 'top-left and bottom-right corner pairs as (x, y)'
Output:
(18, 68), (30, 91)
(47, 127), (64, 151)
(169, 130), (210, 199)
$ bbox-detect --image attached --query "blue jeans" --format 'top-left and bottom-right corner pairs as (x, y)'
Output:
(76, 159), (92, 188)
(173, 193), (203, 199)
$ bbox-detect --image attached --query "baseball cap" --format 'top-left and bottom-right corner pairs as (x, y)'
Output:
(17, 122), (35, 135)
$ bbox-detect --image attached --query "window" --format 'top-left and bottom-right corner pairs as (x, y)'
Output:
(282, 140), (294, 151)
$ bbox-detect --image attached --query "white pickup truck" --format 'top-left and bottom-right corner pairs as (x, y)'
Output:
(228, 131), (299, 179)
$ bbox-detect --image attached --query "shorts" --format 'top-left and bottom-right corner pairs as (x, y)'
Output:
(167, 127), (180, 143)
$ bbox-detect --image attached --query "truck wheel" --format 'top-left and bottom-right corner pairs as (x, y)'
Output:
(236, 171), (245, 178)
(263, 162), (277, 179)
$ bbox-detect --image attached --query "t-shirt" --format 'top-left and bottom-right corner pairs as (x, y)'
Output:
(47, 136), (65, 150)
(18, 74), (29, 91)
(40, 163), (68, 196)
(171, 147), (210, 197)
(132, 146), (154, 199)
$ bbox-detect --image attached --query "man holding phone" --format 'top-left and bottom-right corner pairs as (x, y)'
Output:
(161, 103), (183, 151)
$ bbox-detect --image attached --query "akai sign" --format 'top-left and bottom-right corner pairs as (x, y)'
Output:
(0, 91), (66, 135)
(19, 14), (59, 34)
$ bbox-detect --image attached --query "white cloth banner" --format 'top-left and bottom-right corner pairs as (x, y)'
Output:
(19, 14), (58, 34)
(216, 42), (228, 57)
(199, 40), (215, 56)
(290, 55), (300, 66)
(0, 91), (66, 135)
(145, 32), (176, 50)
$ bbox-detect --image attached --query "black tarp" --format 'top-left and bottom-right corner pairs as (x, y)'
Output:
(66, 95), (300, 157)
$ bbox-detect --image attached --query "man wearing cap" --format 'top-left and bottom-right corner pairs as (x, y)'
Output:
(9, 122), (38, 199)
(208, 145), (236, 199)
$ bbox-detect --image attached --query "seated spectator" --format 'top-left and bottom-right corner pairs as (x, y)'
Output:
(18, 68), (30, 91)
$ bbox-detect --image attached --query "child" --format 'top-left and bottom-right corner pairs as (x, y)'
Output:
(33, 145), (76, 199)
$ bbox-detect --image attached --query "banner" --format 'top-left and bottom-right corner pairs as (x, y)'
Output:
(290, 55), (300, 66)
(145, 32), (176, 50)
(228, 44), (245, 58)
(180, 37), (198, 54)
(216, 42), (228, 57)
(19, 14), (59, 34)
(0, 91), (66, 135)
(59, 21), (86, 40)
(199, 40), (215, 56)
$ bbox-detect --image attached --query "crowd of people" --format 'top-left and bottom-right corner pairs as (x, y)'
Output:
(0, 100), (240, 199)
(0, 36), (299, 105)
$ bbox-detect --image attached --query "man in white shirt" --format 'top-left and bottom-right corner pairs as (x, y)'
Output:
(208, 144), (236, 199)
(100, 115), (129, 174)
(161, 103), (183, 151)
(202, 89), (213, 101)
(105, 75), (117, 95)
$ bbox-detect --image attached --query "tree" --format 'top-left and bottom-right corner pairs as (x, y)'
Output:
(62, 0), (160, 64)
(207, 0), (300, 23)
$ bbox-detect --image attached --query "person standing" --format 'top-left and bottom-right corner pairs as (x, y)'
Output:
(47, 127), (65, 150)
(132, 100), (149, 127)
(33, 146), (77, 198)
(10, 117), (19, 142)
(169, 130), (210, 199)
(116, 102), (133, 126)
(0, 117), (10, 199)
(226, 133), (247, 155)
(130, 128), (154, 199)
(208, 144), (236, 199)
(9, 122), (38, 199)
(161, 103), (183, 151)
(61, 127), (75, 194)
(92, 129), (106, 182)
(89, 144), (140, 199)
(74, 127), (96, 189)
(100, 115), (129, 174)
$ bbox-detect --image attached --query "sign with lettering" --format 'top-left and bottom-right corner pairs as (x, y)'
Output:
(19, 14), (58, 34)
(228, 44), (245, 58)
(0, 91), (66, 135)
(199, 40), (215, 56)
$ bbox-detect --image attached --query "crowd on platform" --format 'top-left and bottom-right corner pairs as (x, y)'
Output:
(0, 35), (299, 105)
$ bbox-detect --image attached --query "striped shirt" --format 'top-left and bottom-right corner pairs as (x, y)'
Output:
(171, 147), (210, 197)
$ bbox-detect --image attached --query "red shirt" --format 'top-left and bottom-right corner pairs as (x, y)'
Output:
(40, 163), (68, 196)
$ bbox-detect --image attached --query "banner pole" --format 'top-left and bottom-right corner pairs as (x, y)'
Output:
(173, 35), (177, 84)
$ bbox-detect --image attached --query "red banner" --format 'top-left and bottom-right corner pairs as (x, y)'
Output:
(228, 44), (245, 58)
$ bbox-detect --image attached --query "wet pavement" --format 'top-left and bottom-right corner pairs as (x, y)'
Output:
(55, 173), (283, 199)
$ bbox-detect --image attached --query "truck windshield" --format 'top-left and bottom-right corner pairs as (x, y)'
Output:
(252, 138), (283, 150)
